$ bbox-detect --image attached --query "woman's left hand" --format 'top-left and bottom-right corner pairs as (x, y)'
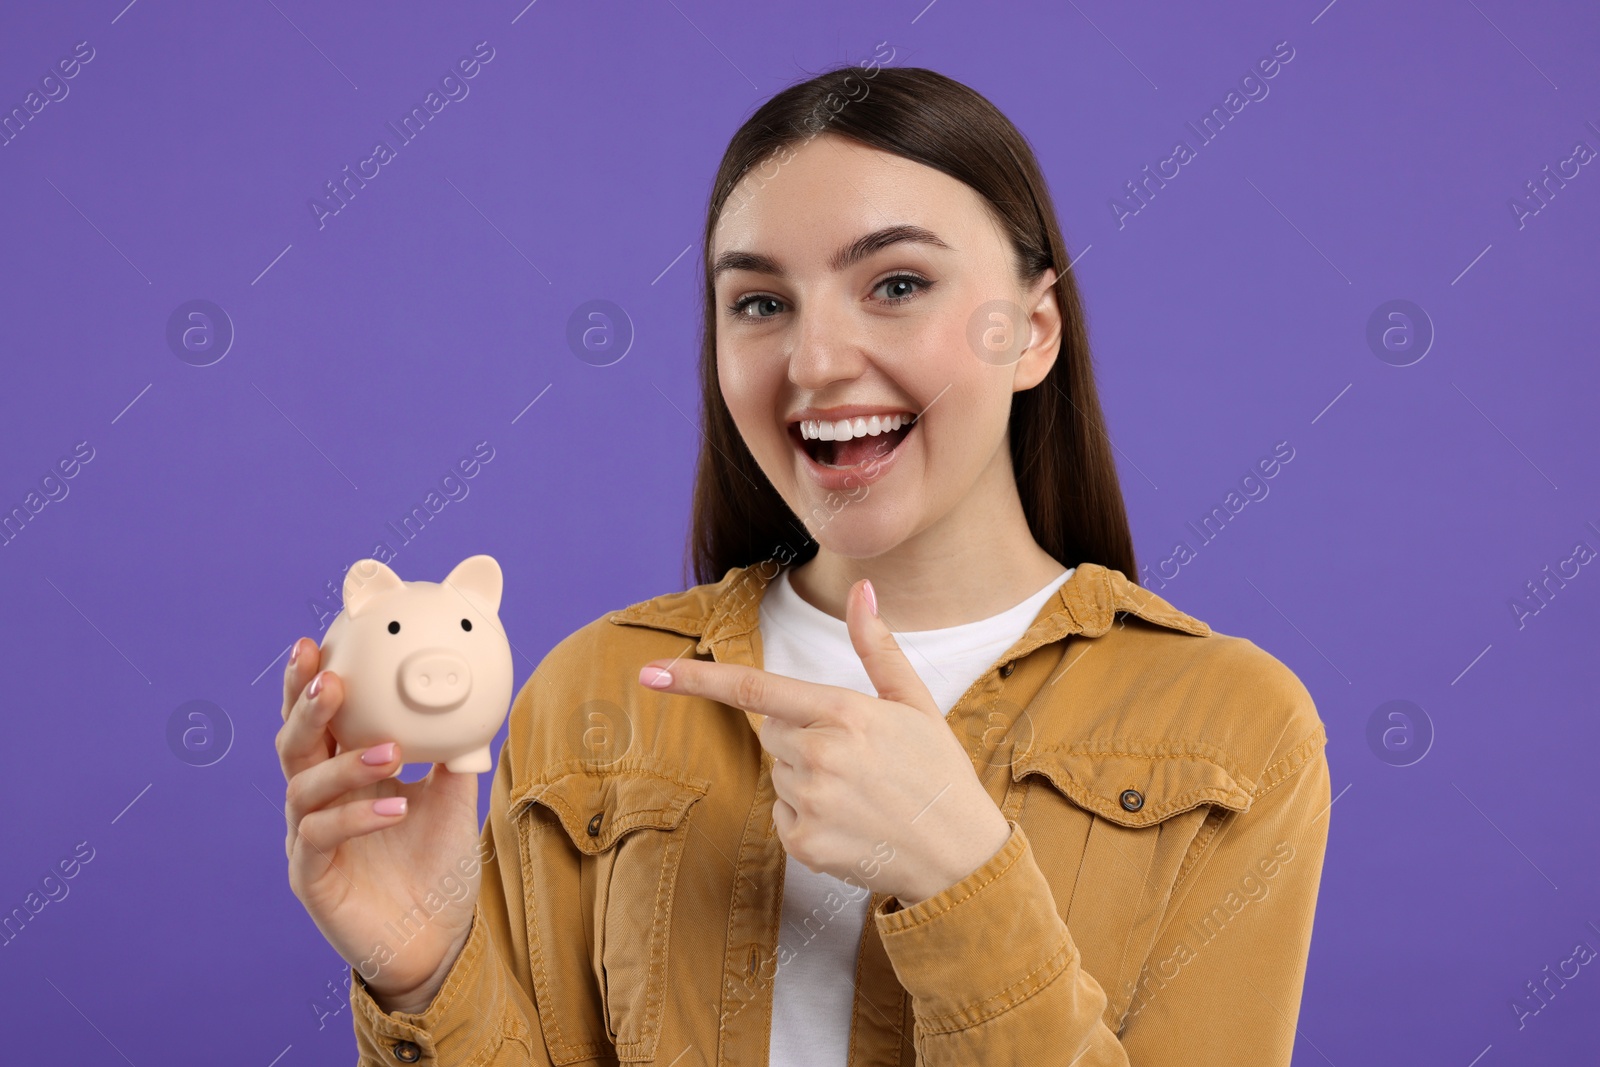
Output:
(637, 578), (1012, 907)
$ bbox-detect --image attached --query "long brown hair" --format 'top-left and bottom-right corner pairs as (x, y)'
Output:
(687, 64), (1136, 587)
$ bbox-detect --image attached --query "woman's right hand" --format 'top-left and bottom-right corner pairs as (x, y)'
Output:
(276, 636), (486, 1015)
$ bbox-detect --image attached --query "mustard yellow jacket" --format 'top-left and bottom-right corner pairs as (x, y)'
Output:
(347, 560), (1332, 1065)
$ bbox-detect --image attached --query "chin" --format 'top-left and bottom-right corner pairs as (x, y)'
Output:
(798, 505), (920, 561)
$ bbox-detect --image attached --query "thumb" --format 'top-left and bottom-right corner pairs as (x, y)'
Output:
(845, 579), (942, 719)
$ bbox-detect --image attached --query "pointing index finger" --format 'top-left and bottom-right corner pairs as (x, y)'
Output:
(639, 659), (847, 728)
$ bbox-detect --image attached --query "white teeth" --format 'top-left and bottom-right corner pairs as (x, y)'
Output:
(797, 413), (912, 441)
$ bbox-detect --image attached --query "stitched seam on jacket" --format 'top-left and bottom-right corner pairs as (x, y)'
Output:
(1249, 725), (1327, 802)
(527, 767), (707, 792)
(1147, 807), (1240, 957)
(361, 902), (507, 1056)
(847, 894), (884, 1067)
(539, 798), (695, 849)
(1022, 764), (1249, 824)
(513, 766), (708, 819)
(940, 660), (1003, 732)
(1109, 825), (1162, 1014)
(848, 911), (869, 1067)
(612, 817), (684, 1061)
(917, 937), (1076, 1034)
(606, 610), (706, 638)
(1152, 729), (1324, 948)
(460, 1013), (514, 1067)
(878, 823), (1025, 933)
(521, 770), (706, 850)
(1110, 569), (1213, 635)
(1172, 806), (1227, 890)
(518, 812), (605, 1061)
(1021, 743), (1254, 787)
(1118, 604), (1212, 636)
(716, 753), (776, 1056)
(879, 829), (1076, 1031)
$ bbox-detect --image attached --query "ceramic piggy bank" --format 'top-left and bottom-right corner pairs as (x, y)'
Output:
(318, 554), (513, 774)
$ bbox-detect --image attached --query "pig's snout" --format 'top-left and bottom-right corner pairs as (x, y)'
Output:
(399, 650), (473, 710)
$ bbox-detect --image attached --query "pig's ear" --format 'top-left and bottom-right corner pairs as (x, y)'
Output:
(343, 559), (405, 618)
(444, 554), (503, 614)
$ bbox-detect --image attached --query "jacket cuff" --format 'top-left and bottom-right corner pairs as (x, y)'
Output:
(348, 901), (508, 1063)
(872, 819), (1076, 1034)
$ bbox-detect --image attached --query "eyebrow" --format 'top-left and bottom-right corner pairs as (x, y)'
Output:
(711, 223), (953, 281)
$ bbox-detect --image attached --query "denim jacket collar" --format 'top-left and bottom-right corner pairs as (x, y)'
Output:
(606, 559), (1213, 741)
(608, 558), (1210, 650)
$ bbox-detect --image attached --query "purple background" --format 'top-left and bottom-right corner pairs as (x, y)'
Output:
(2, 0), (1596, 1063)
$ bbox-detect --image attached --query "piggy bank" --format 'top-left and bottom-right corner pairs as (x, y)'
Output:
(318, 554), (513, 774)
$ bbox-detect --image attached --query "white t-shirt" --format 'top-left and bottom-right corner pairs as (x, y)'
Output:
(760, 563), (1075, 1066)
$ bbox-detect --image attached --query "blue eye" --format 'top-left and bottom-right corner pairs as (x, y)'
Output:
(874, 273), (929, 303)
(728, 294), (784, 319)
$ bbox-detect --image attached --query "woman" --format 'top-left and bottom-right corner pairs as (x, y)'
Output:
(277, 64), (1330, 1065)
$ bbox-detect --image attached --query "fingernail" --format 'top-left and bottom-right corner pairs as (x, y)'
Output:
(307, 671), (325, 699)
(639, 665), (673, 689)
(287, 641), (300, 671)
(373, 796), (407, 816)
(362, 742), (396, 765)
(862, 579), (878, 617)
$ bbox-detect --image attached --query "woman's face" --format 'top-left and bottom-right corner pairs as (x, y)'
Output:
(711, 132), (1060, 560)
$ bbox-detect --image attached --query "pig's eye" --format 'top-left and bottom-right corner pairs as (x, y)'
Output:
(387, 621), (401, 634)
(461, 618), (473, 631)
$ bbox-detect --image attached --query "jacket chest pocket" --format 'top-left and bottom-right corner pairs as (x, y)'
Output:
(515, 765), (710, 1065)
(1010, 746), (1251, 1031)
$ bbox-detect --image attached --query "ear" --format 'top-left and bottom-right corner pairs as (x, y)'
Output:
(343, 559), (404, 618)
(1013, 268), (1062, 393)
(443, 554), (503, 613)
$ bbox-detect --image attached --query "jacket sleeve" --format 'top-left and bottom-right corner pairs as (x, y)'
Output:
(871, 731), (1332, 1065)
(345, 725), (554, 1066)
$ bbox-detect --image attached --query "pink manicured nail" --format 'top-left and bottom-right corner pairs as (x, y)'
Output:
(287, 640), (300, 669)
(373, 796), (407, 816)
(862, 579), (878, 617)
(307, 671), (324, 699)
(361, 743), (396, 765)
(639, 665), (673, 689)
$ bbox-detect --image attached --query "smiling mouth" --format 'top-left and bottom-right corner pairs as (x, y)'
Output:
(790, 413), (919, 469)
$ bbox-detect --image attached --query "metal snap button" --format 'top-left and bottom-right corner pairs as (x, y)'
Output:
(586, 812), (603, 837)
(1119, 788), (1144, 813)
(392, 1040), (422, 1062)
(1000, 662), (1015, 678)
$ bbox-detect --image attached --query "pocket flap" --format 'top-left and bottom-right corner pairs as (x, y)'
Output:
(512, 763), (710, 855)
(1011, 743), (1253, 828)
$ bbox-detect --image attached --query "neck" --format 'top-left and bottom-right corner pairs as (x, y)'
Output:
(786, 440), (1066, 630)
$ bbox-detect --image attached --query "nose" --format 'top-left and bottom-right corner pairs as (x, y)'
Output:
(787, 297), (868, 391)
(399, 650), (473, 710)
